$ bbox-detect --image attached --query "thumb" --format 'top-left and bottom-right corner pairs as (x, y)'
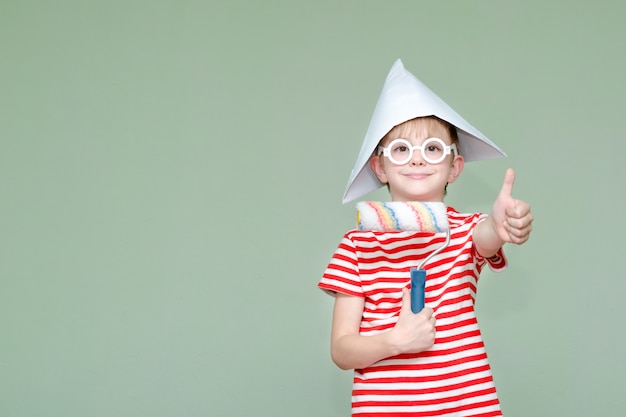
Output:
(498, 168), (516, 199)
(400, 288), (412, 314)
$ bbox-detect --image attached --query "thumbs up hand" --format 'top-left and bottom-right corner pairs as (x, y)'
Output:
(490, 168), (534, 245)
(474, 168), (533, 257)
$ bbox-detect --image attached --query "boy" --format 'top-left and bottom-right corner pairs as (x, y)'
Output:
(319, 59), (533, 416)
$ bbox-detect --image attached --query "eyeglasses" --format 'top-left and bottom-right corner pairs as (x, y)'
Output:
(378, 138), (458, 165)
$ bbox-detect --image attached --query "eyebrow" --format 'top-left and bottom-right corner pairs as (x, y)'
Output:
(388, 135), (452, 145)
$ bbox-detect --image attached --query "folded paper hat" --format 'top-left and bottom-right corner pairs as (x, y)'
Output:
(342, 59), (506, 203)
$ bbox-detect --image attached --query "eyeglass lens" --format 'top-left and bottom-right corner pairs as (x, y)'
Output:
(387, 138), (447, 164)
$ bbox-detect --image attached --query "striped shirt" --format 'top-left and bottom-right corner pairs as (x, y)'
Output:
(319, 207), (507, 416)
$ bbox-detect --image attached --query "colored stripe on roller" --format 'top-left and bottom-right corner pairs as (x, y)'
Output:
(356, 201), (449, 233)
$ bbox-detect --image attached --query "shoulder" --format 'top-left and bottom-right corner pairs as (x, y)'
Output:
(334, 229), (417, 258)
(342, 228), (408, 241)
(446, 206), (486, 228)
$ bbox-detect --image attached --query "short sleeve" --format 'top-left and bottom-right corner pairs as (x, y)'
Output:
(477, 248), (508, 272)
(318, 233), (365, 297)
(473, 214), (508, 272)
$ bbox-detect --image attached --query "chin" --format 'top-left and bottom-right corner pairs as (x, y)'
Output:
(394, 193), (443, 202)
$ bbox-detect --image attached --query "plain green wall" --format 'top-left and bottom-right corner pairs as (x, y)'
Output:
(2, 1), (625, 416)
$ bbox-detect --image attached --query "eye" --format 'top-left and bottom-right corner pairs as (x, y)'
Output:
(423, 139), (446, 155)
(391, 142), (410, 154)
(426, 143), (442, 153)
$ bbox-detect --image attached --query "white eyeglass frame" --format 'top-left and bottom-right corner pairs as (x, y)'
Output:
(378, 137), (458, 165)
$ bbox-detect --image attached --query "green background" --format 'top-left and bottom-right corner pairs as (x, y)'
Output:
(1, 1), (625, 416)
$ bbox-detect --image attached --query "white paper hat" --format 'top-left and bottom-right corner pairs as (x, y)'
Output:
(342, 59), (506, 203)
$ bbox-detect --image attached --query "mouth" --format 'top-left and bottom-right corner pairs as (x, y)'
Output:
(404, 172), (431, 180)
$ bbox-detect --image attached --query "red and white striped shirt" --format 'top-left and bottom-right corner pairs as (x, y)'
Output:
(319, 207), (507, 416)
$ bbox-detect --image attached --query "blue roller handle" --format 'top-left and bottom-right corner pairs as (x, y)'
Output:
(410, 268), (426, 313)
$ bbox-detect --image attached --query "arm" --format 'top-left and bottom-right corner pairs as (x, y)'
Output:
(330, 289), (435, 370)
(474, 168), (534, 258)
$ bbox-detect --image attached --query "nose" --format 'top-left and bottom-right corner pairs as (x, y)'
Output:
(410, 149), (426, 166)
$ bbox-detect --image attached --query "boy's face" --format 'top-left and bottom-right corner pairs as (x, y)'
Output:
(369, 118), (464, 202)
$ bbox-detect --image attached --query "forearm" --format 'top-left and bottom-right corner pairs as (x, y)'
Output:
(330, 291), (435, 370)
(331, 331), (400, 370)
(474, 215), (505, 258)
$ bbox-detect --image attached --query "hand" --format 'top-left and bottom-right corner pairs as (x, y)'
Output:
(491, 168), (534, 245)
(389, 289), (436, 354)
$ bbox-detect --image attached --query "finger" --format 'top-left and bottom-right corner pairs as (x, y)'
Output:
(426, 309), (436, 330)
(505, 210), (533, 228)
(505, 200), (531, 219)
(420, 307), (433, 319)
(498, 168), (516, 199)
(426, 309), (436, 323)
(505, 223), (532, 240)
(507, 232), (531, 245)
(503, 221), (533, 244)
(400, 288), (411, 314)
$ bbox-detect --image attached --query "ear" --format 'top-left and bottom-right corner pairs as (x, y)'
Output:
(447, 155), (464, 184)
(369, 155), (388, 184)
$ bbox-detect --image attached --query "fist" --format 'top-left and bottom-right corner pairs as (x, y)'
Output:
(390, 289), (436, 354)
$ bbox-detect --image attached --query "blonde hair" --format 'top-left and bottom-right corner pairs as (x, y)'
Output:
(381, 116), (459, 149)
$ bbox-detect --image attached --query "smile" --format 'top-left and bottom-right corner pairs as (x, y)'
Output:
(404, 172), (431, 180)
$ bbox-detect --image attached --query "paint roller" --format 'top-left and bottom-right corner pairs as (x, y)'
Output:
(356, 201), (450, 314)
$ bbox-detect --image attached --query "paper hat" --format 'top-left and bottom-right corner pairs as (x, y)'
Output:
(342, 59), (506, 203)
